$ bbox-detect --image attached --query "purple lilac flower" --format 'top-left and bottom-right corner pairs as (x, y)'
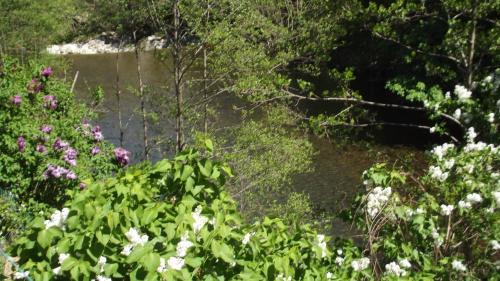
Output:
(91, 146), (101, 155)
(11, 95), (22, 106)
(41, 125), (52, 134)
(17, 137), (26, 152)
(43, 165), (55, 179)
(41, 67), (53, 77)
(53, 138), (69, 151)
(36, 144), (46, 153)
(27, 79), (43, 94)
(114, 147), (130, 166)
(65, 170), (77, 180)
(79, 182), (86, 190)
(51, 166), (68, 178)
(43, 95), (58, 110)
(92, 126), (103, 141)
(63, 148), (78, 166)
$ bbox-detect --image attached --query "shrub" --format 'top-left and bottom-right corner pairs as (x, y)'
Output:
(0, 57), (120, 207)
(9, 148), (367, 280)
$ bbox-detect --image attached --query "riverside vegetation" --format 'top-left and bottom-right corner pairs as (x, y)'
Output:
(1, 0), (499, 280)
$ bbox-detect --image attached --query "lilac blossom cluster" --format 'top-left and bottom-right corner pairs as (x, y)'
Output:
(43, 164), (77, 180)
(114, 147), (130, 166)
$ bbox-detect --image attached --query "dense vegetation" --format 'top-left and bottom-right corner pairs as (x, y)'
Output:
(1, 0), (499, 280)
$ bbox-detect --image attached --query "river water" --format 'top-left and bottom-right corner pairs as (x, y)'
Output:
(66, 51), (425, 235)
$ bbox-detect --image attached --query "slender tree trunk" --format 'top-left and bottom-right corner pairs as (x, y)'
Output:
(203, 1), (210, 134)
(465, 6), (477, 89)
(173, 0), (184, 152)
(134, 32), (149, 161)
(115, 40), (124, 147)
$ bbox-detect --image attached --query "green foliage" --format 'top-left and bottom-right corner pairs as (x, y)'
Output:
(0, 0), (77, 52)
(10, 149), (367, 280)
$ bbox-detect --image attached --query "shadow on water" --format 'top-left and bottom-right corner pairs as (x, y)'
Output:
(64, 51), (427, 237)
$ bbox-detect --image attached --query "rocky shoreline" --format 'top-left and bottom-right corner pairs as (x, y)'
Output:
(46, 35), (168, 55)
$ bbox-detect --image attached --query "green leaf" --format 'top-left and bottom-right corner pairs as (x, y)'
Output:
(141, 252), (160, 272)
(37, 229), (53, 248)
(205, 139), (214, 152)
(181, 165), (194, 181)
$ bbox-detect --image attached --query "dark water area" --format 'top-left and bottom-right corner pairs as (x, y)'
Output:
(64, 51), (427, 236)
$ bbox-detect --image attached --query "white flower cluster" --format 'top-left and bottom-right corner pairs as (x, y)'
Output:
(491, 240), (500, 251)
(157, 232), (194, 273)
(13, 271), (29, 280)
(44, 208), (70, 230)
(121, 228), (149, 256)
(493, 191), (500, 206)
(454, 85), (472, 100)
(458, 193), (483, 209)
(429, 166), (448, 182)
(488, 113), (495, 123)
(431, 227), (443, 247)
(176, 232), (194, 257)
(431, 143), (455, 161)
(440, 204), (454, 216)
(316, 234), (328, 258)
(466, 127), (477, 142)
(351, 257), (370, 271)
(453, 108), (461, 119)
(53, 253), (70, 275)
(326, 272), (333, 279)
(192, 205), (209, 233)
(335, 249), (344, 265)
(157, 256), (185, 273)
(366, 187), (392, 218)
(242, 232), (255, 245)
(385, 259), (411, 277)
(97, 256), (107, 273)
(451, 260), (467, 271)
(406, 207), (425, 219)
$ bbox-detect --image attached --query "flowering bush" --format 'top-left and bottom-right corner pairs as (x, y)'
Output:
(345, 133), (500, 280)
(0, 57), (122, 207)
(9, 148), (373, 280)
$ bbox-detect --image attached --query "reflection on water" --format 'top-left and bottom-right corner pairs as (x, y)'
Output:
(66, 51), (425, 236)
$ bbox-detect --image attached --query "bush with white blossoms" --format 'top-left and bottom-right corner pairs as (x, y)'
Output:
(345, 120), (500, 279)
(9, 148), (371, 280)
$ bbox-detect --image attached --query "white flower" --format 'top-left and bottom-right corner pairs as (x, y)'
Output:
(443, 159), (455, 170)
(95, 276), (112, 281)
(125, 228), (148, 246)
(490, 240), (500, 251)
(453, 108), (462, 119)
(14, 271), (29, 280)
(317, 234), (328, 258)
(429, 166), (448, 182)
(98, 256), (107, 266)
(53, 266), (62, 275)
(431, 228), (443, 247)
(58, 253), (70, 265)
(276, 274), (292, 281)
(465, 193), (482, 204)
(493, 191), (500, 205)
(44, 208), (70, 230)
(399, 259), (411, 268)
(192, 206), (209, 233)
(351, 257), (370, 271)
(451, 260), (467, 271)
(430, 126), (436, 133)
(445, 91), (451, 99)
(458, 200), (471, 209)
(326, 272), (333, 279)
(488, 113), (495, 123)
(440, 204), (454, 216)
(385, 261), (407, 277)
(454, 85), (472, 100)
(176, 233), (194, 257)
(484, 75), (493, 83)
(415, 208), (425, 215)
(335, 256), (344, 265)
(337, 249), (343, 255)
(157, 257), (167, 273)
(431, 143), (454, 160)
(242, 232), (255, 245)
(366, 187), (392, 218)
(167, 256), (185, 270)
(121, 244), (133, 256)
(466, 127), (477, 142)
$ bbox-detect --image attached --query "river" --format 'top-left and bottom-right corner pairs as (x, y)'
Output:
(65, 51), (426, 236)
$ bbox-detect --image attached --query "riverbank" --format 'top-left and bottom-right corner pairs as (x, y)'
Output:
(46, 35), (167, 55)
